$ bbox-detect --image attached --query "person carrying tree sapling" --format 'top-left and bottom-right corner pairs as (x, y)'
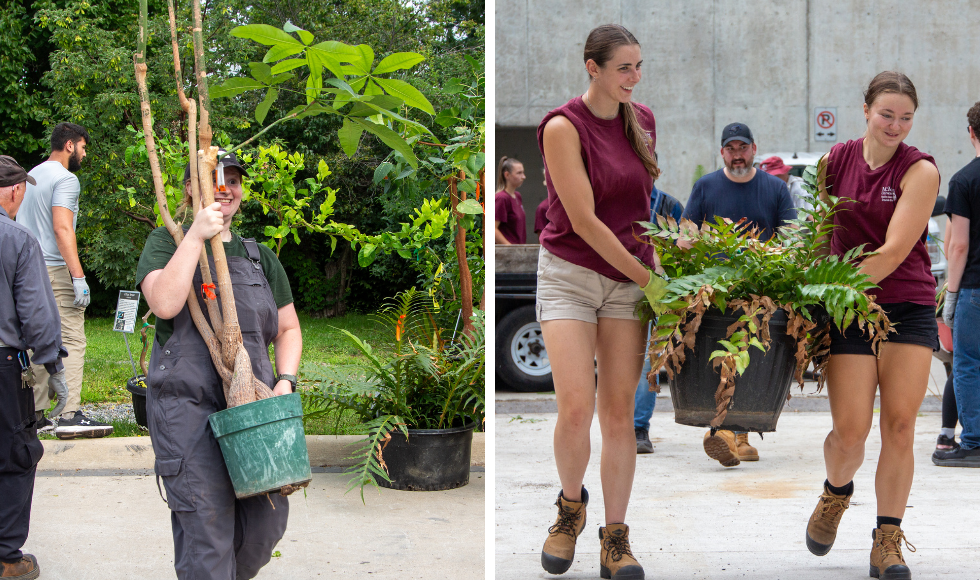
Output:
(136, 150), (303, 580)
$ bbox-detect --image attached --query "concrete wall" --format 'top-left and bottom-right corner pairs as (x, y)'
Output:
(495, 0), (980, 210)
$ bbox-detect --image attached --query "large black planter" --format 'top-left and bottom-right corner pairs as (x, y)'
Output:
(667, 308), (795, 432)
(374, 423), (475, 491)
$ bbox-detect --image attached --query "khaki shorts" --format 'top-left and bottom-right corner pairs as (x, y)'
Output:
(535, 247), (644, 324)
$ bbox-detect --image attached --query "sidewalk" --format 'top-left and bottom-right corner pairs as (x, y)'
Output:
(494, 358), (978, 580)
(26, 434), (484, 579)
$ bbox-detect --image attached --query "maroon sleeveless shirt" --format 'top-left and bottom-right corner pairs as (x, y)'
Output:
(825, 138), (938, 305)
(536, 96), (656, 282)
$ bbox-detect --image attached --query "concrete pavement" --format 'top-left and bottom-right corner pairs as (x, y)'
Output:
(25, 434), (485, 579)
(494, 361), (979, 580)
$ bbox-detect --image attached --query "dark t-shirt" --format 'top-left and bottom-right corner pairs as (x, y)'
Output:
(494, 190), (527, 244)
(944, 156), (980, 289)
(682, 169), (796, 240)
(652, 188), (684, 221)
(135, 227), (293, 345)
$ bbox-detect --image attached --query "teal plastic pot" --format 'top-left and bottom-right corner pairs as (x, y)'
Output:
(208, 393), (312, 499)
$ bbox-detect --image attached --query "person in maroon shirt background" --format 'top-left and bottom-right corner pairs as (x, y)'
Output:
(494, 156), (527, 244)
(536, 24), (665, 580)
(805, 72), (940, 580)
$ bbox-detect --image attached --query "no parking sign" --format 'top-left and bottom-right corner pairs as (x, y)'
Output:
(814, 107), (837, 142)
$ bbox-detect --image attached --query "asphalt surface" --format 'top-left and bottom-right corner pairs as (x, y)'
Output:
(494, 357), (978, 580)
(24, 434), (485, 579)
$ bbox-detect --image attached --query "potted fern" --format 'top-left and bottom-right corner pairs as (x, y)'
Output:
(302, 288), (485, 499)
(638, 165), (893, 430)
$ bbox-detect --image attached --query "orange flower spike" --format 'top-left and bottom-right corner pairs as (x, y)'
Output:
(475, 182), (480, 202)
(395, 313), (407, 342)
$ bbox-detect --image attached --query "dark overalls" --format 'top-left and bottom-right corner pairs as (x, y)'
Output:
(147, 239), (288, 580)
(0, 348), (44, 564)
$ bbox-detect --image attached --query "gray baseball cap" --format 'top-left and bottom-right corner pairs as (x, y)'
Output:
(0, 155), (36, 187)
(183, 148), (249, 183)
(721, 123), (754, 147)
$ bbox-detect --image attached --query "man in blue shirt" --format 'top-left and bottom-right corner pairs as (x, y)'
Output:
(635, 180), (684, 454)
(680, 122), (796, 466)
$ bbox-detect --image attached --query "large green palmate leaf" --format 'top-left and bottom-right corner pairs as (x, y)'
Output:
(209, 77), (267, 99)
(231, 24), (302, 46)
(373, 52), (425, 74)
(255, 87), (278, 124)
(350, 117), (419, 168)
(373, 78), (435, 115)
(338, 117), (364, 157)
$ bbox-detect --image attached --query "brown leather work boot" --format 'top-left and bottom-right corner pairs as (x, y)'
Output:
(735, 433), (759, 461)
(805, 483), (852, 556)
(0, 554), (39, 580)
(598, 524), (644, 580)
(541, 487), (589, 574)
(870, 525), (915, 580)
(703, 429), (740, 466)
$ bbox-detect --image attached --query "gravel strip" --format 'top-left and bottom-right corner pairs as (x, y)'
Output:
(77, 402), (142, 426)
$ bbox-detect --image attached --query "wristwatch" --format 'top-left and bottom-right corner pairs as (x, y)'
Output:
(277, 373), (297, 392)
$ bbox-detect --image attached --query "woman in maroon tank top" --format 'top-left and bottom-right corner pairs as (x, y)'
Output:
(535, 25), (663, 580)
(805, 72), (940, 579)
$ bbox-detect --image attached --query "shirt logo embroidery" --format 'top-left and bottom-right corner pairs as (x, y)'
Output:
(881, 186), (897, 202)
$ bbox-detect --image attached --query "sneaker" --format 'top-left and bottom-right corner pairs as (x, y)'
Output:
(703, 429), (739, 467)
(870, 525), (914, 580)
(53, 411), (113, 439)
(635, 427), (654, 454)
(598, 524), (644, 580)
(805, 483), (851, 556)
(735, 433), (759, 461)
(934, 434), (959, 452)
(932, 445), (980, 467)
(34, 412), (54, 434)
(0, 553), (39, 579)
(541, 487), (588, 574)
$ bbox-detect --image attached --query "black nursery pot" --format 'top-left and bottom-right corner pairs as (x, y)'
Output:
(126, 375), (148, 428)
(667, 308), (796, 432)
(374, 422), (476, 491)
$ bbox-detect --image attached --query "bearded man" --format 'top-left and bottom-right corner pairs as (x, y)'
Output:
(679, 122), (797, 467)
(16, 122), (113, 439)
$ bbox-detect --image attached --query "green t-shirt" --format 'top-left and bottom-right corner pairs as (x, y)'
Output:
(135, 227), (293, 346)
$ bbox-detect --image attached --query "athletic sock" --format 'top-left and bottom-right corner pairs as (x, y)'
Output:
(941, 427), (956, 438)
(877, 516), (902, 529)
(825, 479), (853, 496)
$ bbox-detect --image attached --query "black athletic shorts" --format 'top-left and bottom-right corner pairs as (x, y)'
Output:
(828, 302), (939, 356)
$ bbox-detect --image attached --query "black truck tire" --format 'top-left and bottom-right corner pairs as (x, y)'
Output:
(496, 305), (554, 392)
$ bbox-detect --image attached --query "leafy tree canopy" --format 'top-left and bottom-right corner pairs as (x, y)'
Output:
(0, 0), (483, 315)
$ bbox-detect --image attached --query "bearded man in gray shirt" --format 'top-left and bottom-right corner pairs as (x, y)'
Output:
(16, 122), (112, 438)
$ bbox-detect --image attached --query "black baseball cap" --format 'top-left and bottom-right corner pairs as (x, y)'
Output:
(0, 155), (36, 187)
(183, 148), (249, 183)
(721, 123), (754, 147)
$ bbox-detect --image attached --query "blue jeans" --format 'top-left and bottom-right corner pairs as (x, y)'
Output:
(953, 288), (980, 450)
(634, 325), (657, 430)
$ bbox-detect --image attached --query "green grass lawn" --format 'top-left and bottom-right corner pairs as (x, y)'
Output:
(72, 312), (393, 436)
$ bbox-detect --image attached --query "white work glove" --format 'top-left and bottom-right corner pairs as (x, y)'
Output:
(47, 369), (69, 417)
(943, 290), (958, 328)
(71, 276), (91, 307)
